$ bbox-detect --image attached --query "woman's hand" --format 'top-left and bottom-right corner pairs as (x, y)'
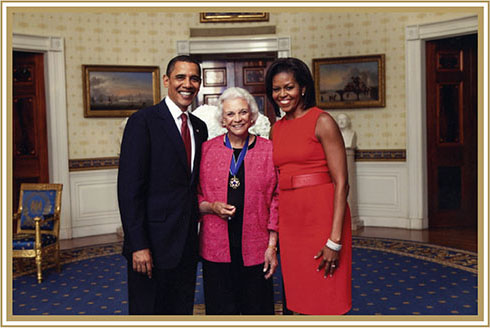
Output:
(314, 246), (340, 278)
(210, 201), (236, 219)
(263, 246), (278, 279)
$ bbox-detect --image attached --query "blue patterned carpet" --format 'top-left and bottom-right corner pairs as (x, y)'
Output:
(12, 237), (477, 315)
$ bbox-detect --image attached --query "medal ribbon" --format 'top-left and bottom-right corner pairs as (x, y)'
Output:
(225, 134), (250, 177)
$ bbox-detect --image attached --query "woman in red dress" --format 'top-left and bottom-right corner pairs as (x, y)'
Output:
(266, 58), (352, 315)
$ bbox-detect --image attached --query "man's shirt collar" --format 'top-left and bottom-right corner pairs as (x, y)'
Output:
(165, 97), (189, 120)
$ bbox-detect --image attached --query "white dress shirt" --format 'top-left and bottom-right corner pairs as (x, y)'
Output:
(165, 97), (196, 172)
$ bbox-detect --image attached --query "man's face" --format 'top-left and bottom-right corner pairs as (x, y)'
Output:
(163, 61), (201, 111)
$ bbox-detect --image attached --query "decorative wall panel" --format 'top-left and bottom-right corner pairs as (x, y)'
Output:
(69, 170), (121, 238)
(356, 162), (411, 229)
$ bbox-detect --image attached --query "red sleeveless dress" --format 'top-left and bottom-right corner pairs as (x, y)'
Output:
(273, 107), (352, 315)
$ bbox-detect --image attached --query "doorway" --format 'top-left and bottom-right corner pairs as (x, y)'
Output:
(194, 52), (278, 124)
(425, 34), (477, 229)
(13, 51), (50, 211)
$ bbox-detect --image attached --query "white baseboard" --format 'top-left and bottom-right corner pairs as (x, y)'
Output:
(359, 216), (412, 229)
(71, 222), (122, 239)
(60, 227), (72, 240)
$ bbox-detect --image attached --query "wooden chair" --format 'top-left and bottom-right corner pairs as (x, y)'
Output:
(13, 183), (63, 283)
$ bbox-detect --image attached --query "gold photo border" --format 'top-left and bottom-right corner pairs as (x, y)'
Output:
(313, 54), (386, 109)
(82, 65), (160, 118)
(4, 3), (487, 328)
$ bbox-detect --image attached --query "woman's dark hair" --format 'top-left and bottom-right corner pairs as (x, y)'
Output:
(265, 57), (316, 115)
(166, 55), (202, 78)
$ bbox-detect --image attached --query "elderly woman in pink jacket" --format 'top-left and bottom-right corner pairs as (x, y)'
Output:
(198, 87), (279, 315)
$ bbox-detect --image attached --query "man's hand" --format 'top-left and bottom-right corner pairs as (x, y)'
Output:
(132, 248), (153, 279)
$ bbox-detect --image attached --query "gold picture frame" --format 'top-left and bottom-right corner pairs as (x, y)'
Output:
(243, 67), (265, 86)
(313, 54), (385, 109)
(203, 68), (227, 87)
(200, 12), (269, 23)
(83, 65), (160, 118)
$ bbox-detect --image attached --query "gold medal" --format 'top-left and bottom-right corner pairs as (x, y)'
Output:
(229, 176), (240, 189)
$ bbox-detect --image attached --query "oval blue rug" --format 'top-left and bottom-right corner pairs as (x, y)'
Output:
(13, 237), (477, 316)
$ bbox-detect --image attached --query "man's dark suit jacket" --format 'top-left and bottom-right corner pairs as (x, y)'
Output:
(117, 99), (208, 269)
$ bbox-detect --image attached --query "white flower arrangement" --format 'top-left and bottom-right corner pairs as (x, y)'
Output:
(192, 104), (271, 140)
(191, 104), (226, 139)
(117, 104), (273, 147)
(249, 111), (272, 139)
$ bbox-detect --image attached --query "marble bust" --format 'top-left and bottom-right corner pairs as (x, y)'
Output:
(337, 113), (357, 148)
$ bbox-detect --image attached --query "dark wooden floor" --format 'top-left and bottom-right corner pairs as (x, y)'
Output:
(60, 226), (478, 253)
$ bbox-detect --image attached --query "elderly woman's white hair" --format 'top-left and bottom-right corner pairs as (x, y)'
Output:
(216, 87), (259, 126)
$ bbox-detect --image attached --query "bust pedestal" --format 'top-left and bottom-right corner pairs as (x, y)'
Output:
(346, 147), (362, 230)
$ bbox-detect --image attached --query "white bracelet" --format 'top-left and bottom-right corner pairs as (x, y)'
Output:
(326, 239), (342, 251)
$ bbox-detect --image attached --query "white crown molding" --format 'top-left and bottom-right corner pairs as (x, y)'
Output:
(406, 15), (479, 41)
(177, 35), (291, 57)
(13, 34), (63, 52)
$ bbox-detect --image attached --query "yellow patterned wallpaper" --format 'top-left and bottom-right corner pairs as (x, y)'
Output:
(11, 9), (472, 158)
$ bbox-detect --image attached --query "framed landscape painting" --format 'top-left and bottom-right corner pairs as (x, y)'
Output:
(200, 12), (269, 23)
(313, 54), (385, 109)
(83, 65), (160, 117)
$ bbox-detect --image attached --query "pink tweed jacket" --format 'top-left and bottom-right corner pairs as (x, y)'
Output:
(198, 134), (279, 266)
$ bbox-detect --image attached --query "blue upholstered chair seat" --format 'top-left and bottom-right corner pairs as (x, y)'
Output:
(13, 233), (58, 250)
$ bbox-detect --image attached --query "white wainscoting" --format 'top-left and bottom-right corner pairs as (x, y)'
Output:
(68, 162), (414, 238)
(69, 169), (121, 238)
(355, 162), (413, 229)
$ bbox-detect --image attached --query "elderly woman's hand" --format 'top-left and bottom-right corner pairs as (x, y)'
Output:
(210, 201), (236, 219)
(263, 246), (278, 279)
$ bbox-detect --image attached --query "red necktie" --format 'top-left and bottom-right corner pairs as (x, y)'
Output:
(180, 113), (192, 170)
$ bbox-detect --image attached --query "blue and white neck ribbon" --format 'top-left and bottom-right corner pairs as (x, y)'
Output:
(225, 133), (250, 189)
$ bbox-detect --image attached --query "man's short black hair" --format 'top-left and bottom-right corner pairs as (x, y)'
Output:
(166, 55), (202, 78)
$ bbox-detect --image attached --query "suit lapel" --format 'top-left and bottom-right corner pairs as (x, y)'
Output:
(155, 100), (189, 175)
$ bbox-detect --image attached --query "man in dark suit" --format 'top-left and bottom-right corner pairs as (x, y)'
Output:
(117, 55), (208, 315)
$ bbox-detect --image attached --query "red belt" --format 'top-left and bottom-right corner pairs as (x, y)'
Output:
(279, 172), (332, 190)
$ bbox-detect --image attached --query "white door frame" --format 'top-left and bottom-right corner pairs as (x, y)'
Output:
(405, 15), (478, 229)
(12, 33), (72, 239)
